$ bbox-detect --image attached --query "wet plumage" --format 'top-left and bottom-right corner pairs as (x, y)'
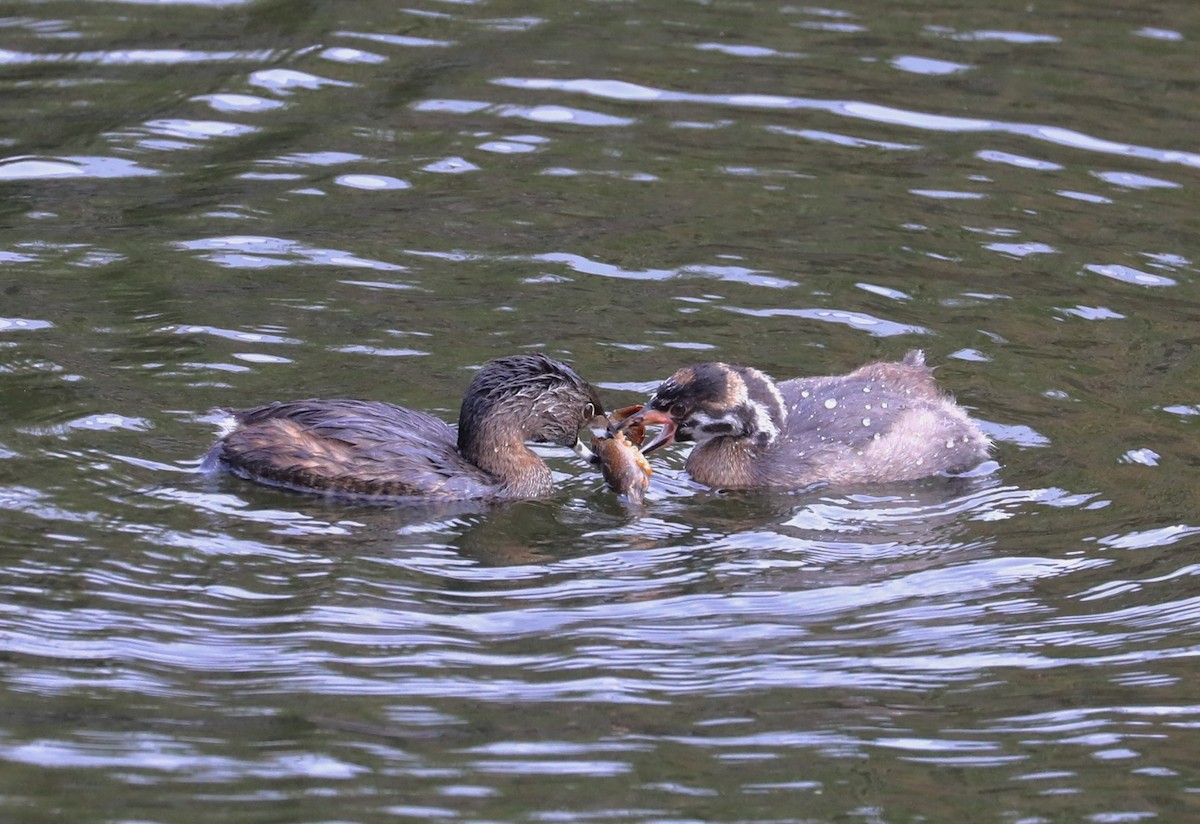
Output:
(211, 354), (605, 501)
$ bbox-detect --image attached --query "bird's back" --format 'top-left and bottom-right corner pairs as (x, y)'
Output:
(766, 355), (988, 485)
(216, 399), (497, 499)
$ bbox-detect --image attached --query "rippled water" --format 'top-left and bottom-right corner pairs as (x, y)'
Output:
(3, 0), (1200, 820)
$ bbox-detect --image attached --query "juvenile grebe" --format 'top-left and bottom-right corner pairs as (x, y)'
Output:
(620, 350), (990, 489)
(211, 354), (605, 500)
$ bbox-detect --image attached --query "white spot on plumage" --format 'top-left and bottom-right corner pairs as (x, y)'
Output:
(824, 398), (837, 409)
(862, 417), (871, 427)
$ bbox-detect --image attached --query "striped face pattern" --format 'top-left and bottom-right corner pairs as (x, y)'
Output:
(647, 363), (786, 448)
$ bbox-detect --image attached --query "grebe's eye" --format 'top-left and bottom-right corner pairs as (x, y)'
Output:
(670, 402), (688, 418)
(583, 402), (595, 419)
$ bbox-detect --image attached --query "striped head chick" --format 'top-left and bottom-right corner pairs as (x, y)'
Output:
(621, 363), (787, 454)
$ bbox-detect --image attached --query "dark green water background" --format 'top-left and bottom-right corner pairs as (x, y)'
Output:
(2, 0), (1199, 821)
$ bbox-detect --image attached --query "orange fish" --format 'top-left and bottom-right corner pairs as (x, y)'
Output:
(592, 405), (652, 503)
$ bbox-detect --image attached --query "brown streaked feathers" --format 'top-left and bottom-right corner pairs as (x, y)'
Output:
(212, 354), (604, 501)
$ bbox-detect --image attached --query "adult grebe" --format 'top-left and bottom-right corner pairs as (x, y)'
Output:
(211, 354), (605, 500)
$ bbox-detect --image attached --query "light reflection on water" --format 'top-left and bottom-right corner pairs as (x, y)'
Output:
(492, 76), (1200, 169)
(1, 0), (1199, 820)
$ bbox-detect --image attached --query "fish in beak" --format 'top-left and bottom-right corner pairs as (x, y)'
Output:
(616, 407), (677, 455)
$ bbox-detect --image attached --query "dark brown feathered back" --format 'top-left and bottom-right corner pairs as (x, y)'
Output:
(213, 353), (604, 501)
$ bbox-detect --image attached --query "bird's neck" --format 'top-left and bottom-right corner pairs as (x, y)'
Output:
(460, 419), (554, 497)
(686, 436), (763, 489)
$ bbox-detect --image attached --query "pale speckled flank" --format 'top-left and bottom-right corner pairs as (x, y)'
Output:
(642, 350), (991, 490)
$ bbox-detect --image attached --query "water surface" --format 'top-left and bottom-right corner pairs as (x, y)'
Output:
(2, 0), (1199, 821)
